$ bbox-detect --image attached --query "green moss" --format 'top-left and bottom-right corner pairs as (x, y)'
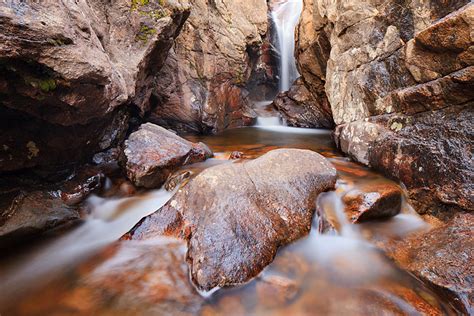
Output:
(38, 78), (56, 92)
(136, 23), (158, 43)
(131, 0), (150, 10)
(234, 68), (246, 85)
(25, 76), (57, 92)
(131, 0), (169, 21)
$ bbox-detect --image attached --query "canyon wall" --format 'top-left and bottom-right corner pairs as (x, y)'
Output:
(0, 0), (190, 173)
(148, 0), (274, 133)
(295, 0), (473, 214)
(0, 0), (274, 172)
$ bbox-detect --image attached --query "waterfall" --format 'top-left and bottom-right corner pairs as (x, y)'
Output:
(272, 0), (303, 92)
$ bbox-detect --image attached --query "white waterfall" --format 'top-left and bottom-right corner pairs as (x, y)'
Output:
(272, 0), (303, 92)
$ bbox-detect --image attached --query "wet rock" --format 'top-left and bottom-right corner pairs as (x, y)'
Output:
(335, 105), (474, 214)
(7, 238), (203, 315)
(385, 213), (474, 314)
(164, 170), (193, 192)
(60, 173), (105, 206)
(256, 274), (299, 308)
(122, 123), (213, 189)
(272, 78), (334, 128)
(131, 148), (337, 291)
(342, 183), (402, 223)
(296, 1), (473, 216)
(92, 148), (121, 166)
(0, 0), (190, 172)
(0, 190), (80, 245)
(229, 151), (244, 160)
(148, 0), (270, 133)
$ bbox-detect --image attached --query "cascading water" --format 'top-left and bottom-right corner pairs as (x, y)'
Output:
(272, 0), (303, 92)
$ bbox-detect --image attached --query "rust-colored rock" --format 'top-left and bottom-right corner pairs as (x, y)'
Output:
(0, 190), (80, 246)
(6, 238), (203, 315)
(385, 213), (474, 314)
(122, 123), (212, 189)
(335, 105), (473, 214)
(130, 149), (337, 291)
(342, 183), (402, 223)
(149, 0), (271, 133)
(272, 78), (334, 128)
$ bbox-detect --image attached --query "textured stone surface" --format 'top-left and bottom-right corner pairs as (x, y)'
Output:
(0, 0), (190, 172)
(122, 123), (212, 189)
(385, 213), (474, 314)
(335, 105), (474, 214)
(272, 78), (334, 128)
(149, 0), (272, 133)
(297, 1), (473, 214)
(342, 183), (402, 223)
(0, 190), (79, 245)
(130, 149), (337, 291)
(297, 0), (471, 125)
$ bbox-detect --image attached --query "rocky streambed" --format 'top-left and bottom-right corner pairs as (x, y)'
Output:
(0, 119), (471, 315)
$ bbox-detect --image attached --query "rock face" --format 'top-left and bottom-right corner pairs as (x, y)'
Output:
(130, 149), (337, 291)
(296, 1), (473, 214)
(335, 105), (473, 214)
(0, 190), (80, 246)
(122, 123), (212, 189)
(385, 213), (474, 314)
(342, 183), (402, 223)
(148, 0), (272, 133)
(0, 0), (190, 172)
(272, 78), (334, 128)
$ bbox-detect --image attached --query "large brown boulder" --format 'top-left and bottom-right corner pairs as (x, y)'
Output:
(148, 0), (272, 133)
(0, 0), (190, 172)
(130, 149), (337, 291)
(384, 213), (474, 314)
(122, 123), (212, 189)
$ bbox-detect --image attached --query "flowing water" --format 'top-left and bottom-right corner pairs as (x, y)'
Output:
(272, 0), (303, 91)
(0, 1), (460, 314)
(0, 114), (458, 315)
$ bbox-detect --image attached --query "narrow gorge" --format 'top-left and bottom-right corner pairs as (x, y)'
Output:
(0, 0), (472, 315)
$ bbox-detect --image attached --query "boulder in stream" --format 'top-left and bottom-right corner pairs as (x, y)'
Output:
(122, 123), (213, 189)
(342, 183), (402, 223)
(130, 148), (337, 291)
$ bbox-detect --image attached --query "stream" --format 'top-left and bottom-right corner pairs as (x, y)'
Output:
(0, 105), (458, 315)
(0, 1), (462, 315)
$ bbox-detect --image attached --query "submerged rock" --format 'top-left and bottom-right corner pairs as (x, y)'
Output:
(342, 183), (402, 223)
(130, 148), (337, 291)
(385, 213), (474, 314)
(122, 123), (212, 189)
(5, 238), (203, 315)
